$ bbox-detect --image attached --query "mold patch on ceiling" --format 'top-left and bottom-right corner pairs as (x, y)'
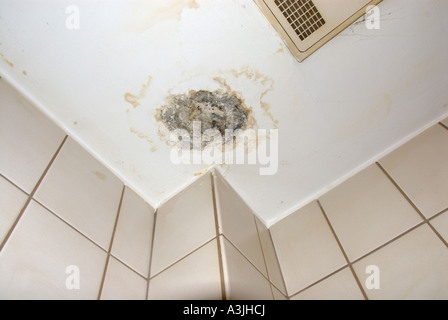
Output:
(156, 89), (252, 150)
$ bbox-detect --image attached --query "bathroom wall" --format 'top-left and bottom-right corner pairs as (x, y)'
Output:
(1, 0), (448, 228)
(2, 77), (447, 299)
(0, 78), (281, 299)
(0, 79), (154, 299)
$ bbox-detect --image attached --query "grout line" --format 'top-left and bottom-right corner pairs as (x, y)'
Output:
(0, 135), (68, 253)
(288, 264), (350, 299)
(290, 218), (431, 298)
(429, 207), (448, 221)
(376, 162), (427, 221)
(149, 237), (217, 280)
(0, 173), (29, 196)
(32, 198), (108, 254)
(317, 200), (369, 300)
(376, 162), (448, 249)
(108, 253), (147, 281)
(271, 284), (290, 301)
(439, 122), (448, 131)
(210, 172), (227, 301)
(290, 218), (434, 298)
(97, 185), (126, 300)
(351, 221), (426, 265)
(220, 233), (272, 285)
(253, 215), (275, 300)
(266, 227), (290, 298)
(146, 208), (158, 300)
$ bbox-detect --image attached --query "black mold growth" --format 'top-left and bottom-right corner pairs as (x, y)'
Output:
(158, 90), (250, 149)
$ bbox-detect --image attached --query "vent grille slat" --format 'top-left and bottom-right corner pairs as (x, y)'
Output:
(274, 0), (325, 41)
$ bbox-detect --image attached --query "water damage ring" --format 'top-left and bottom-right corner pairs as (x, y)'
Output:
(155, 89), (253, 150)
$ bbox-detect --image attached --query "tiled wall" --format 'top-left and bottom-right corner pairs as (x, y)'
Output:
(0, 78), (278, 300)
(2, 77), (448, 300)
(0, 79), (154, 300)
(272, 122), (448, 300)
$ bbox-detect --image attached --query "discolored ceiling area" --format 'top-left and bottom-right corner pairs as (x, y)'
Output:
(1, 0), (448, 226)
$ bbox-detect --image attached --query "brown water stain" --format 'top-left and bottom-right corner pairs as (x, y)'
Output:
(275, 47), (285, 54)
(227, 66), (278, 129)
(124, 76), (152, 109)
(93, 171), (107, 181)
(130, 127), (158, 152)
(123, 0), (199, 33)
(341, 57), (436, 139)
(194, 166), (211, 177)
(22, 70), (27, 76)
(0, 53), (14, 68)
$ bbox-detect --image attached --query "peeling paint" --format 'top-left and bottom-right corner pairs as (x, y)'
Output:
(156, 89), (252, 150)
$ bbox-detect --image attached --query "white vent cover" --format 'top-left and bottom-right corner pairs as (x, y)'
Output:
(255, 0), (383, 61)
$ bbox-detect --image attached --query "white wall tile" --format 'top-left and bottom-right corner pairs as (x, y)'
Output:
(353, 224), (448, 300)
(380, 125), (448, 218)
(111, 187), (155, 277)
(320, 164), (422, 261)
(441, 118), (448, 127)
(34, 137), (123, 250)
(0, 176), (28, 244)
(431, 211), (448, 243)
(100, 256), (147, 300)
(271, 285), (288, 300)
(270, 201), (346, 296)
(148, 239), (222, 300)
(214, 172), (267, 277)
(151, 174), (216, 276)
(0, 200), (107, 300)
(220, 236), (273, 300)
(291, 267), (364, 300)
(254, 217), (286, 295)
(0, 79), (66, 193)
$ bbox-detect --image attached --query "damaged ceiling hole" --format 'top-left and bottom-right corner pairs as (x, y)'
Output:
(157, 90), (251, 149)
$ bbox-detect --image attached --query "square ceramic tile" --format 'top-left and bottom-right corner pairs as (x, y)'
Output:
(0, 79), (66, 193)
(254, 217), (287, 295)
(319, 164), (422, 262)
(271, 285), (288, 300)
(220, 236), (273, 300)
(430, 211), (448, 243)
(270, 201), (347, 296)
(0, 176), (28, 244)
(148, 239), (222, 300)
(379, 125), (448, 218)
(214, 171), (267, 277)
(34, 137), (124, 250)
(290, 267), (364, 300)
(111, 187), (155, 277)
(441, 117), (448, 127)
(100, 256), (147, 300)
(150, 174), (216, 276)
(0, 200), (107, 300)
(353, 224), (448, 299)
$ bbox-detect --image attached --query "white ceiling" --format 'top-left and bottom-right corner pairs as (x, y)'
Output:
(1, 0), (448, 226)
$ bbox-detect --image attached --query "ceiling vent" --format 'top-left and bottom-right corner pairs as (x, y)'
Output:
(255, 0), (383, 62)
